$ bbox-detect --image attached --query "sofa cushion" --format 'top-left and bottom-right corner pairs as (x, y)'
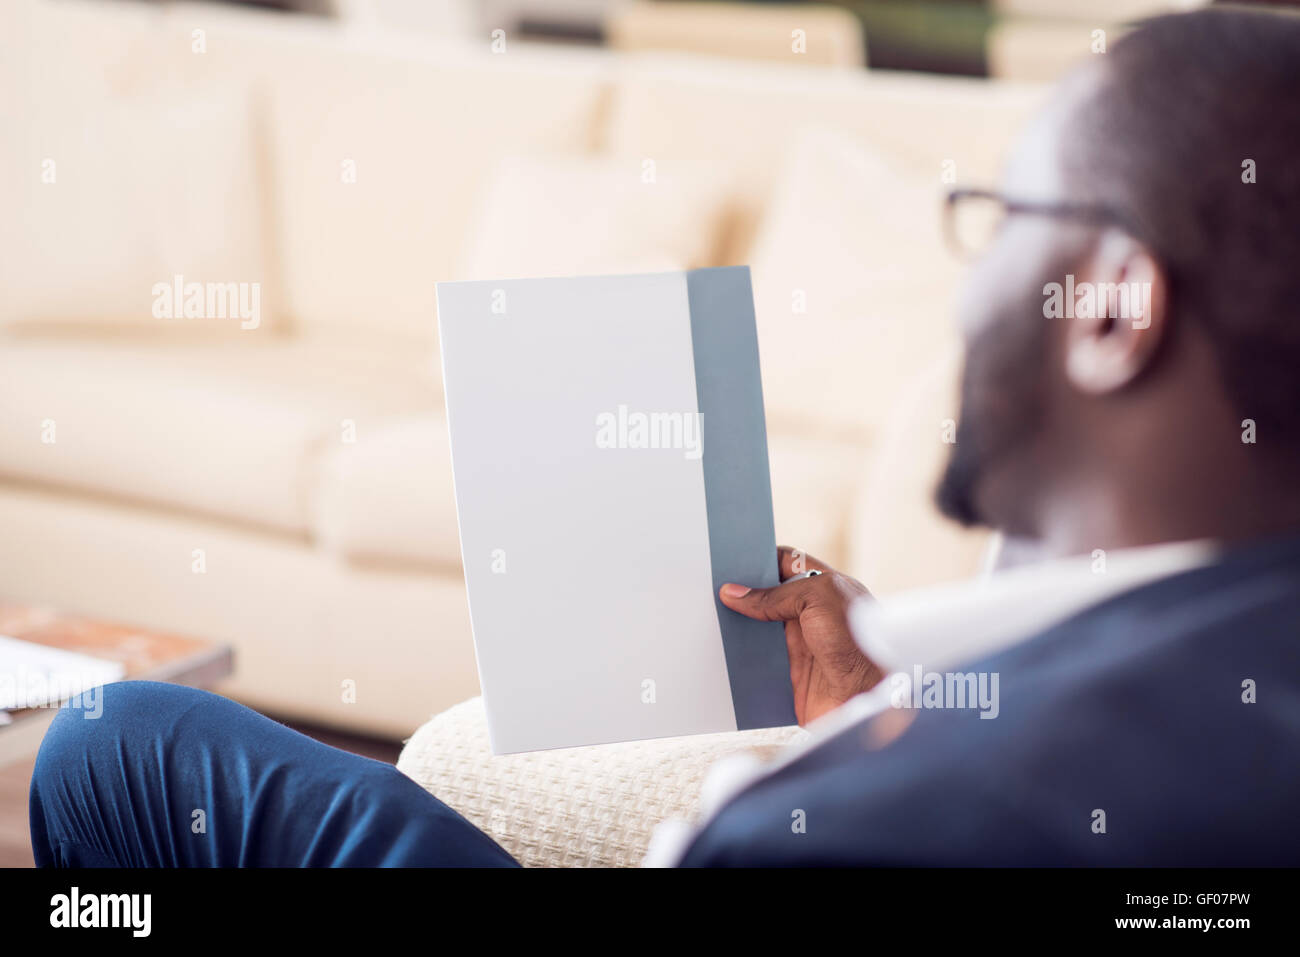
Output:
(458, 154), (732, 280)
(397, 695), (807, 867)
(312, 414), (462, 569)
(0, 1), (273, 333)
(750, 127), (964, 445)
(605, 55), (1049, 261)
(0, 333), (440, 536)
(264, 33), (613, 339)
(847, 346), (992, 595)
(767, 432), (871, 572)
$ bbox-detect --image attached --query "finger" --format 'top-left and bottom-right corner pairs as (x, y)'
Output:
(777, 545), (833, 581)
(719, 577), (823, 623)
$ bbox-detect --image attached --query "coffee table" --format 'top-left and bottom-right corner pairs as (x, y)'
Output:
(0, 605), (234, 767)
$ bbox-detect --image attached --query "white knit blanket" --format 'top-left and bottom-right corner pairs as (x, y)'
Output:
(397, 696), (808, 867)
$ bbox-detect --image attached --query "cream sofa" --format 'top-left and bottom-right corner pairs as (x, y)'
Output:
(0, 0), (1046, 737)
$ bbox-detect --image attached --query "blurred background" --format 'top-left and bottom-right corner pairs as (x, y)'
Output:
(0, 0), (1226, 736)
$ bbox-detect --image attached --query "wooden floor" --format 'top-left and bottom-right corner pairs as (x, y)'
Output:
(0, 719), (402, 867)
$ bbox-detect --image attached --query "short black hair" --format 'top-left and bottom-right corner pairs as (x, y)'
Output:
(1061, 8), (1300, 453)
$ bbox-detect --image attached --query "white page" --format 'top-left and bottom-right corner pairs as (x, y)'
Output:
(0, 634), (125, 711)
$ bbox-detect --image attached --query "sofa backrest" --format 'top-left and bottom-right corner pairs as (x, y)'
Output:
(256, 32), (614, 341)
(0, 0), (278, 332)
(3, 0), (1049, 351)
(0, 0), (614, 343)
(604, 54), (1049, 262)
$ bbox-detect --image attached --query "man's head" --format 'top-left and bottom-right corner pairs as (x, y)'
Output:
(935, 8), (1300, 552)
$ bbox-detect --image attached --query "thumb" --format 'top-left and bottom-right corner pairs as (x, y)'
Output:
(718, 580), (811, 623)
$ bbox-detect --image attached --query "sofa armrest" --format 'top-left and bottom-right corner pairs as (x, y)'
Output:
(397, 697), (807, 867)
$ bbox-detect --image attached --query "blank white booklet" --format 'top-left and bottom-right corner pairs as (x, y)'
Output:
(436, 266), (796, 753)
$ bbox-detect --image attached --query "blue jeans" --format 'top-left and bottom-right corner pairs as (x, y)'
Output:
(28, 681), (519, 867)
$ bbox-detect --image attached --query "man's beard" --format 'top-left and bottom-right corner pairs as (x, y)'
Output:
(934, 302), (1049, 529)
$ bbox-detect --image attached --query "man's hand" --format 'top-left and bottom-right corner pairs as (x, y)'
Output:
(720, 546), (883, 726)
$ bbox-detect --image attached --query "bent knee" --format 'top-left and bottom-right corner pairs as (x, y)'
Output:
(35, 681), (211, 768)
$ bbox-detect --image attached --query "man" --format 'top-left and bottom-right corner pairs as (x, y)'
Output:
(29, 9), (1300, 866)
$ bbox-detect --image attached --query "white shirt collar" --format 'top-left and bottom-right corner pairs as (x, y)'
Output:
(850, 538), (1218, 674)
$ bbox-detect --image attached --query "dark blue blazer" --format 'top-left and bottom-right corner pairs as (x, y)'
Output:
(680, 534), (1300, 866)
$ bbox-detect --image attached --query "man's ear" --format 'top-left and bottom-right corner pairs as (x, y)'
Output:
(1063, 230), (1169, 396)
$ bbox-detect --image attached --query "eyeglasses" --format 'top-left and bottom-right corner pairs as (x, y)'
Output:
(943, 188), (1143, 261)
